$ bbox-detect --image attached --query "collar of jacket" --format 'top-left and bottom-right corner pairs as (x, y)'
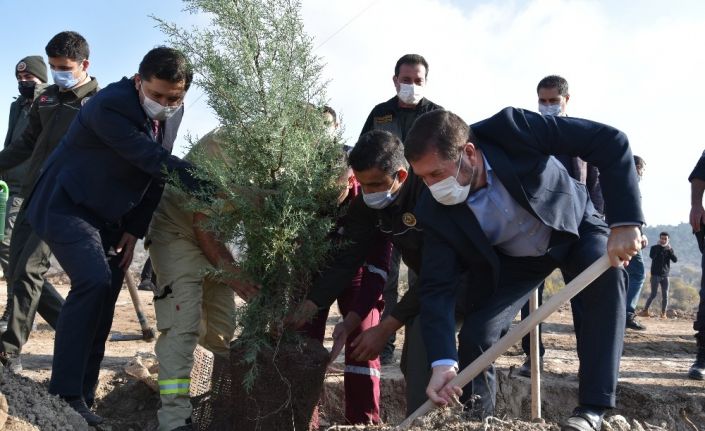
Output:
(384, 95), (434, 112)
(52, 76), (99, 99)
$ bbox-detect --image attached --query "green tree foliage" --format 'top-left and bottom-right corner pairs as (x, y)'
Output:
(156, 0), (343, 385)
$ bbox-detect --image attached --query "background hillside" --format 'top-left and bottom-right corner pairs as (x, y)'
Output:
(545, 223), (702, 312)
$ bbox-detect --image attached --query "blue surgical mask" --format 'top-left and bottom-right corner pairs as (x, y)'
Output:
(538, 103), (562, 116)
(362, 175), (401, 209)
(52, 69), (80, 89)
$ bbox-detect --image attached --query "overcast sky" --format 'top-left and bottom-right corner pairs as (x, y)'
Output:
(1, 0), (704, 228)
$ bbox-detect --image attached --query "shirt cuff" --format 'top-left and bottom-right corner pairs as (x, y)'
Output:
(609, 222), (643, 228)
(431, 359), (459, 369)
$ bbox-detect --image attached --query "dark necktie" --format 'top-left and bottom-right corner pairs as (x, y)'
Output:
(152, 120), (161, 143)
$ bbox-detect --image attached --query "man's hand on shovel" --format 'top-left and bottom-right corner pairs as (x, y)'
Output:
(606, 225), (642, 267)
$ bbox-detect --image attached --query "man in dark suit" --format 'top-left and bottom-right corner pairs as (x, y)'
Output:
(25, 47), (206, 426)
(404, 109), (643, 431)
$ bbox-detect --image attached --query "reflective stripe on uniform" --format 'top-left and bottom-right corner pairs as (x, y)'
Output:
(364, 264), (388, 282)
(345, 365), (381, 378)
(159, 378), (190, 395)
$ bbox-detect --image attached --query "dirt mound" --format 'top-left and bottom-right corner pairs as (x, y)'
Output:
(93, 371), (160, 431)
(0, 371), (88, 430)
(325, 408), (671, 430)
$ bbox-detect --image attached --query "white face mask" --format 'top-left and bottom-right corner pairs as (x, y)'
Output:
(428, 156), (473, 206)
(362, 175), (400, 209)
(140, 84), (181, 121)
(397, 83), (424, 105)
(538, 103), (563, 116)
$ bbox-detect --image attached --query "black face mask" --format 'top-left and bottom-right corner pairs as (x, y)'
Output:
(18, 81), (36, 99)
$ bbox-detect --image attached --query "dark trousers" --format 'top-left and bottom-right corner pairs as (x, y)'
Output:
(695, 251), (705, 347)
(380, 248), (402, 352)
(1, 208), (64, 354)
(644, 275), (669, 313)
(44, 215), (125, 403)
(0, 194), (23, 299)
(625, 249), (645, 315)
(457, 220), (626, 416)
(520, 282), (545, 358)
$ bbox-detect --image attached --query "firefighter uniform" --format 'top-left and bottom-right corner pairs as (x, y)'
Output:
(148, 131), (236, 431)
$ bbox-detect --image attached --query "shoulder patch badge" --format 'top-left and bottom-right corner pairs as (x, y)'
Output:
(81, 97), (91, 106)
(16, 62), (26, 72)
(374, 114), (393, 124)
(402, 212), (416, 227)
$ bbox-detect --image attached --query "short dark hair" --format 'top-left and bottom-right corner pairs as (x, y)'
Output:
(349, 131), (407, 176)
(405, 110), (471, 163)
(634, 155), (645, 168)
(537, 75), (569, 96)
(323, 105), (337, 123)
(139, 47), (193, 91)
(660, 232), (669, 238)
(45, 31), (89, 61)
(394, 54), (429, 78)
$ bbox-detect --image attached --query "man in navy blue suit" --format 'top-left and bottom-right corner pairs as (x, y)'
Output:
(405, 109), (643, 431)
(25, 47), (207, 426)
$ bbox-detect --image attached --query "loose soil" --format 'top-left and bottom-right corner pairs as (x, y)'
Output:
(2, 271), (705, 430)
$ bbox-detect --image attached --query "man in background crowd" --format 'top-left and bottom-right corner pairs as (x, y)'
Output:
(360, 53), (442, 365)
(641, 232), (677, 318)
(0, 55), (48, 332)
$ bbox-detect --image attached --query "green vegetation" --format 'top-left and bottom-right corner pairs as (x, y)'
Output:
(156, 0), (343, 387)
(543, 223), (702, 312)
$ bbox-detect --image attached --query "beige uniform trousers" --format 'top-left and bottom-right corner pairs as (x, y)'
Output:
(150, 236), (236, 431)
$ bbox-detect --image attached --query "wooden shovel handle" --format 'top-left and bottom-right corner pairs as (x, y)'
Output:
(396, 254), (612, 430)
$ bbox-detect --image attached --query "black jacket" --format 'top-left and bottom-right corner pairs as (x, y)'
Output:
(649, 244), (677, 276)
(360, 96), (442, 141)
(307, 171), (426, 324)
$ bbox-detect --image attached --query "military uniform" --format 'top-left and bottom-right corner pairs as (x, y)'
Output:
(0, 78), (99, 358)
(148, 131), (236, 431)
(0, 83), (45, 317)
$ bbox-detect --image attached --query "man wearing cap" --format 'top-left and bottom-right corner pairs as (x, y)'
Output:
(0, 56), (48, 333)
(0, 31), (98, 374)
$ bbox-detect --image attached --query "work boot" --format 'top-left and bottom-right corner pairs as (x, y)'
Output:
(561, 405), (605, 431)
(0, 352), (22, 373)
(688, 348), (705, 380)
(626, 313), (646, 330)
(660, 311), (667, 319)
(638, 309), (650, 318)
(64, 398), (104, 426)
(517, 357), (544, 378)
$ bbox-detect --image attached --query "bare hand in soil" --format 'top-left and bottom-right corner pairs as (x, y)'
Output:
(427, 365), (462, 407)
(606, 225), (641, 267)
(329, 322), (348, 364)
(329, 312), (362, 365)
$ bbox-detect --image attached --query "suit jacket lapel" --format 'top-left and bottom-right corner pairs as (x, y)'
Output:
(448, 203), (500, 284)
(162, 106), (184, 154)
(479, 143), (537, 217)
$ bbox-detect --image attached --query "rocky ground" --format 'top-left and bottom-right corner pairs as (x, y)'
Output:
(1, 267), (704, 430)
